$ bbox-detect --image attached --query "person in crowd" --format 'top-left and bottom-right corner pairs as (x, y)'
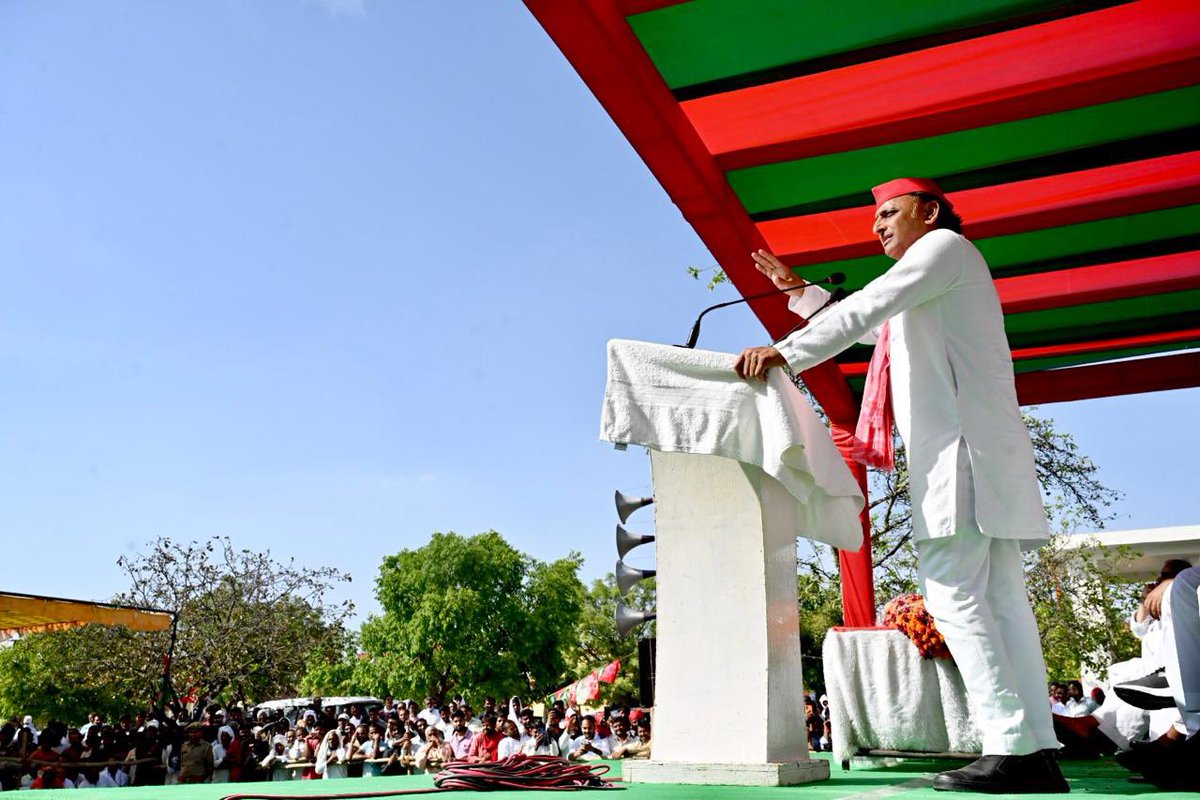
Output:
(260, 734), (291, 780)
(27, 730), (61, 772)
(805, 697), (823, 752)
(415, 726), (454, 773)
(347, 723), (386, 777)
(462, 704), (483, 734)
(467, 713), (503, 763)
(284, 725), (310, 780)
(497, 718), (526, 759)
(301, 721), (324, 780)
(30, 763), (73, 789)
(1064, 681), (1098, 717)
(568, 714), (611, 761)
(522, 720), (561, 757)
(613, 719), (651, 759)
(1048, 682), (1069, 715)
(607, 716), (633, 756)
(315, 728), (347, 779)
(417, 697), (440, 728)
(383, 717), (405, 751)
(60, 727), (84, 763)
(448, 710), (474, 761)
(211, 724), (240, 783)
(545, 709), (572, 756)
(178, 722), (215, 784)
(125, 721), (168, 785)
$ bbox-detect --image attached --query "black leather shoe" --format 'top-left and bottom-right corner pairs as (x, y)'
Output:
(932, 752), (1070, 793)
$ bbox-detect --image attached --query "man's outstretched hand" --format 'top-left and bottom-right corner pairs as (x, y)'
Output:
(735, 346), (786, 381)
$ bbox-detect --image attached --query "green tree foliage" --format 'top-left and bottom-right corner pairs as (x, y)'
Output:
(562, 574), (655, 707)
(1024, 535), (1142, 680)
(0, 625), (143, 724)
(796, 562), (843, 693)
(0, 535), (353, 724)
(345, 531), (585, 702)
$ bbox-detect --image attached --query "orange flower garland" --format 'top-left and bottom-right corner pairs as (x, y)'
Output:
(883, 594), (952, 660)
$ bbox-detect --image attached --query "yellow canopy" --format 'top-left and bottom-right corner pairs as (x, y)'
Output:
(0, 591), (173, 638)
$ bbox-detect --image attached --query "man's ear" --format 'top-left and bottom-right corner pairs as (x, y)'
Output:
(924, 200), (941, 227)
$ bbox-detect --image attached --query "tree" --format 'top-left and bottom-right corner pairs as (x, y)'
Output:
(345, 531), (585, 702)
(0, 625), (142, 724)
(0, 535), (354, 724)
(562, 574), (655, 707)
(115, 536), (354, 709)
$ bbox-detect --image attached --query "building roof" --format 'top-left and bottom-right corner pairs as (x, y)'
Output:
(1059, 525), (1200, 578)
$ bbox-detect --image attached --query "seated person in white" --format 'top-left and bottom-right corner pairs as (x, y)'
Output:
(568, 715), (610, 761)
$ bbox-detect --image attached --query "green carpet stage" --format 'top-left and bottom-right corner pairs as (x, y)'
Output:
(27, 756), (1193, 799)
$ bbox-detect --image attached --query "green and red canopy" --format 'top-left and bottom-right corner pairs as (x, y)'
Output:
(524, 0), (1200, 622)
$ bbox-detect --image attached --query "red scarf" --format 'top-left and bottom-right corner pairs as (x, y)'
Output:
(851, 320), (895, 471)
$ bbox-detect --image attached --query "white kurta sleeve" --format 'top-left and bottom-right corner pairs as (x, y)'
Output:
(775, 230), (965, 372)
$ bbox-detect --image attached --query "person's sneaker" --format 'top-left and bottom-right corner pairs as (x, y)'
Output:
(932, 751), (1070, 793)
(1113, 669), (1175, 710)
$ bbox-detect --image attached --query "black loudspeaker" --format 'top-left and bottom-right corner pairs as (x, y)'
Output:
(637, 637), (656, 708)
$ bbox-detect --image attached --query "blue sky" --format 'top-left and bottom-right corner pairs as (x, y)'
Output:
(1, 1), (1195, 625)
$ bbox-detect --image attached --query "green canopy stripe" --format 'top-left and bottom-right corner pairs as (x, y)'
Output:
(628, 0), (1090, 93)
(728, 87), (1200, 217)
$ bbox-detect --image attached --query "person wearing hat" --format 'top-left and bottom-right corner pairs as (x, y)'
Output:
(178, 723), (214, 784)
(736, 179), (1064, 793)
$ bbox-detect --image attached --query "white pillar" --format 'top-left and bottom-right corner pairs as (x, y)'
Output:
(622, 450), (829, 786)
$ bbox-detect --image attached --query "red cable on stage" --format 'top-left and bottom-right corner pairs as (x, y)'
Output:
(219, 755), (620, 799)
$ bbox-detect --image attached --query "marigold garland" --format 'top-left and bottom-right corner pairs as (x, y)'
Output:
(883, 594), (952, 660)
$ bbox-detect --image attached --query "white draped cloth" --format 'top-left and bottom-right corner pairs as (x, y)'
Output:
(600, 338), (864, 551)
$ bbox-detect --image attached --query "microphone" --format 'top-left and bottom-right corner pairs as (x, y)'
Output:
(677, 272), (846, 349)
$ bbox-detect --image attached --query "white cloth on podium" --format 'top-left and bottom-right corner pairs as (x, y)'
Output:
(600, 338), (864, 551)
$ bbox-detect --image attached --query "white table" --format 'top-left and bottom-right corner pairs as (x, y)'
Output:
(823, 627), (982, 767)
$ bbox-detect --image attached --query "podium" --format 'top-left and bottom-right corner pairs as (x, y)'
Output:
(601, 340), (864, 786)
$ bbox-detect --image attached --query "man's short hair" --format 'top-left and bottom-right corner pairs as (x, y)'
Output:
(913, 192), (964, 234)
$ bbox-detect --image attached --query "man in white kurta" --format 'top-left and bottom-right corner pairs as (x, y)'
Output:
(735, 179), (1067, 794)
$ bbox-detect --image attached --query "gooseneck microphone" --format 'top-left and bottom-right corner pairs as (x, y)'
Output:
(677, 272), (846, 349)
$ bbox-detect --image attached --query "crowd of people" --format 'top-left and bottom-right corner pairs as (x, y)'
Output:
(0, 694), (653, 790)
(804, 693), (832, 752)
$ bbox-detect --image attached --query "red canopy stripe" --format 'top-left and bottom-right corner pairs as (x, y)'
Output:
(759, 151), (1200, 263)
(841, 328), (1200, 379)
(1016, 352), (1200, 405)
(995, 252), (1200, 314)
(681, 0), (1200, 170)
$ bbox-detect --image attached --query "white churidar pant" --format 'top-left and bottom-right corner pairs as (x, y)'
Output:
(915, 443), (1057, 755)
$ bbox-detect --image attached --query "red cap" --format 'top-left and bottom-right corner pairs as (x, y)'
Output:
(628, 709), (645, 723)
(871, 178), (952, 209)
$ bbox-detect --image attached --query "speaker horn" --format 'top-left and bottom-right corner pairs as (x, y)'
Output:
(615, 490), (653, 524)
(616, 559), (656, 595)
(616, 524), (656, 559)
(615, 600), (656, 637)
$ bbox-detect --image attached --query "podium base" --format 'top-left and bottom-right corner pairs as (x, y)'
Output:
(622, 758), (830, 786)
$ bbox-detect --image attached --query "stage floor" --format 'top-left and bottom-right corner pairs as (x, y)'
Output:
(25, 754), (1192, 799)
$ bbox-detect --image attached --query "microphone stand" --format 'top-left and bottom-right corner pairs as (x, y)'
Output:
(677, 272), (846, 349)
